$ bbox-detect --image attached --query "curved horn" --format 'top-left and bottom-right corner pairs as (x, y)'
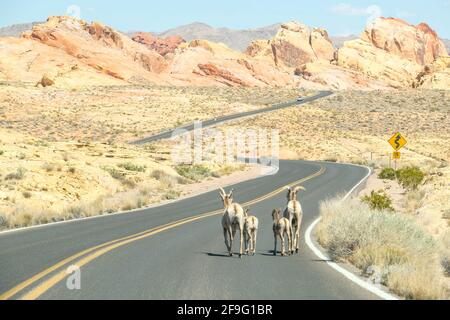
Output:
(219, 187), (226, 197)
(228, 188), (234, 197)
(294, 186), (306, 193)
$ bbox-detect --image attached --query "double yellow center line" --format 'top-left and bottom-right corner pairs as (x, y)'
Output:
(0, 166), (325, 300)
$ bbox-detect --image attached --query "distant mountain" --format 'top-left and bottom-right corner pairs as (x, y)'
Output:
(330, 35), (358, 48)
(442, 39), (450, 53)
(158, 22), (281, 51)
(2, 20), (448, 55)
(0, 22), (43, 37)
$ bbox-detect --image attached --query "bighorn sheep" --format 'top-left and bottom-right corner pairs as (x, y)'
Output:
(219, 187), (245, 258)
(283, 186), (306, 254)
(243, 209), (259, 256)
(272, 209), (292, 256)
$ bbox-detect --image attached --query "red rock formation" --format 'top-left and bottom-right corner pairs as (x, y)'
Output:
(197, 63), (249, 87)
(362, 17), (447, 65)
(22, 16), (167, 82)
(131, 32), (185, 56)
(245, 22), (335, 68)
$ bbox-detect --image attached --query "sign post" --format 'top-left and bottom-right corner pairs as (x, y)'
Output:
(388, 133), (407, 169)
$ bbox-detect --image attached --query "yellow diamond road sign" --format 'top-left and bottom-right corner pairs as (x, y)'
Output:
(388, 132), (407, 151)
(393, 151), (401, 160)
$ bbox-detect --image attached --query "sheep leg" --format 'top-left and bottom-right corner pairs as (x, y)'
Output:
(252, 229), (257, 255)
(223, 228), (231, 256)
(281, 233), (286, 256)
(229, 227), (234, 257)
(296, 215), (303, 253)
(239, 226), (244, 259)
(244, 231), (249, 255)
(273, 232), (277, 256)
(287, 228), (292, 255)
(291, 222), (297, 251)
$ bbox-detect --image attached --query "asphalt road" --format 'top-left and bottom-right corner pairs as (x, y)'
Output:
(0, 91), (380, 300)
(0, 160), (378, 300)
(131, 91), (333, 144)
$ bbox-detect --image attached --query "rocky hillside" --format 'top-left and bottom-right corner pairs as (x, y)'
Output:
(0, 16), (448, 90)
(337, 17), (448, 89)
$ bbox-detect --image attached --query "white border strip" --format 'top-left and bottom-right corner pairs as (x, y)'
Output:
(305, 164), (399, 301)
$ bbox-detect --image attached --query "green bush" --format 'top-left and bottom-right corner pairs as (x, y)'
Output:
(102, 166), (126, 180)
(118, 162), (146, 173)
(378, 168), (396, 180)
(176, 164), (212, 182)
(361, 190), (394, 211)
(396, 166), (424, 191)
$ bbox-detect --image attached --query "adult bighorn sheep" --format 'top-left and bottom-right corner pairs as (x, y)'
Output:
(283, 186), (306, 254)
(243, 209), (259, 256)
(219, 187), (245, 258)
(272, 209), (292, 256)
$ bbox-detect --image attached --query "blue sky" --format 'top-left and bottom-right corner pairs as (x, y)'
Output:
(1, 0), (449, 38)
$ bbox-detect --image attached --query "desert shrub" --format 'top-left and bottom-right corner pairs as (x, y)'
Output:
(152, 169), (183, 186)
(42, 163), (55, 172)
(68, 167), (76, 174)
(176, 164), (212, 182)
(212, 165), (245, 178)
(396, 166), (425, 191)
(5, 168), (26, 181)
(440, 231), (450, 277)
(0, 150), (4, 156)
(65, 205), (86, 219)
(102, 166), (125, 180)
(316, 198), (446, 299)
(0, 212), (6, 229)
(164, 189), (181, 200)
(378, 168), (396, 180)
(361, 190), (394, 211)
(22, 191), (32, 199)
(118, 162), (146, 173)
(404, 189), (426, 215)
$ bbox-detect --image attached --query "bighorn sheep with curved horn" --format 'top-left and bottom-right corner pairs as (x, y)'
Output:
(219, 187), (246, 258)
(272, 209), (292, 256)
(283, 186), (306, 254)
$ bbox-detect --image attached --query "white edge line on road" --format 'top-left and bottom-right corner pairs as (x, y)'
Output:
(305, 164), (399, 301)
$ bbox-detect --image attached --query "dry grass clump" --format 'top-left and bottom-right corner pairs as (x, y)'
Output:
(316, 197), (448, 300)
(440, 230), (450, 277)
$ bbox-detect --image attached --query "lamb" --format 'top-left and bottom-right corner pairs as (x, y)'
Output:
(243, 209), (259, 256)
(219, 187), (246, 258)
(283, 186), (306, 254)
(272, 209), (292, 256)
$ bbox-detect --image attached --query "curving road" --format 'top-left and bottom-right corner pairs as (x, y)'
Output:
(131, 91), (333, 144)
(0, 160), (378, 300)
(0, 91), (381, 300)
